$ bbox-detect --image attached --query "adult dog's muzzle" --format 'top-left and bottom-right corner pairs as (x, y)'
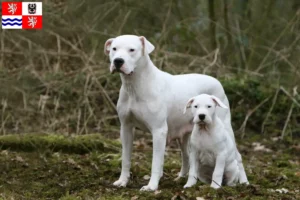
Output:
(113, 58), (124, 70)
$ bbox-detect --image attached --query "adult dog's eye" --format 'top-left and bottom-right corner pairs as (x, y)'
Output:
(112, 47), (117, 51)
(207, 105), (212, 108)
(194, 105), (198, 108)
(129, 49), (135, 52)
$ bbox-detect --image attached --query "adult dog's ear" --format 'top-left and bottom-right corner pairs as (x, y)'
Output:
(140, 36), (155, 55)
(183, 97), (195, 114)
(211, 95), (228, 109)
(104, 38), (114, 55)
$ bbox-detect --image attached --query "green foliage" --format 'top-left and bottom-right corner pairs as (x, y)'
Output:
(0, 0), (299, 136)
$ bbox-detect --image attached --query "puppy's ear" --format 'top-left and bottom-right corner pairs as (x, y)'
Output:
(211, 95), (228, 109)
(104, 38), (114, 55)
(183, 97), (194, 114)
(139, 36), (155, 55)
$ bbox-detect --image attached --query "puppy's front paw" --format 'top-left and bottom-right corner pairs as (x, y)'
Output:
(140, 184), (158, 191)
(210, 182), (221, 189)
(183, 183), (195, 188)
(241, 181), (249, 185)
(113, 179), (128, 187)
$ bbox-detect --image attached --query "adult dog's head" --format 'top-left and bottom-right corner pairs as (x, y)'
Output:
(183, 94), (228, 127)
(104, 35), (155, 75)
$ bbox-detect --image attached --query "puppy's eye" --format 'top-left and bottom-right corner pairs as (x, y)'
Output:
(129, 49), (135, 52)
(194, 105), (198, 108)
(207, 105), (212, 108)
(112, 47), (116, 51)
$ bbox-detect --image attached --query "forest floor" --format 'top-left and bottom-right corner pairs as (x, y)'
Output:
(0, 133), (299, 200)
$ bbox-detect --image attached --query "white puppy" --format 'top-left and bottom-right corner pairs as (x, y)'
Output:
(104, 35), (247, 191)
(183, 94), (249, 189)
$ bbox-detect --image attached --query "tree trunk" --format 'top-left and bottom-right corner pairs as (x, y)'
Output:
(223, 0), (232, 45)
(208, 0), (217, 50)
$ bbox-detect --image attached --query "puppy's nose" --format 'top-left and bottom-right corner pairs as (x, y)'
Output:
(113, 58), (124, 69)
(199, 114), (205, 121)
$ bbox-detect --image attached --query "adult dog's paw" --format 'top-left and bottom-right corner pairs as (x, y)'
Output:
(113, 179), (128, 187)
(140, 184), (158, 191)
(241, 181), (250, 185)
(183, 183), (193, 188)
(210, 182), (221, 189)
(183, 181), (196, 188)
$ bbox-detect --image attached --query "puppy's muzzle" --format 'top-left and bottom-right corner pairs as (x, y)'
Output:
(113, 58), (124, 71)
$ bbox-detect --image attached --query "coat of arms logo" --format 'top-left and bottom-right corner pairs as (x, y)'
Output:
(28, 3), (36, 14)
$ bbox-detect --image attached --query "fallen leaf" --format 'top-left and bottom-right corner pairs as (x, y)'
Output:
(67, 158), (76, 165)
(131, 195), (138, 200)
(271, 137), (280, 141)
(154, 190), (161, 195)
(275, 188), (289, 194)
(91, 162), (99, 170)
(16, 156), (24, 162)
(143, 175), (150, 180)
(252, 142), (272, 152)
(63, 158), (81, 169)
(1, 150), (8, 156)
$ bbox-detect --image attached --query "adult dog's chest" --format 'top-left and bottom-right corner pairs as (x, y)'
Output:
(119, 96), (164, 131)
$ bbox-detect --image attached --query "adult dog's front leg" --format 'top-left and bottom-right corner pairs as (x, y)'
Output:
(140, 124), (168, 191)
(184, 145), (198, 188)
(113, 124), (134, 187)
(211, 154), (226, 189)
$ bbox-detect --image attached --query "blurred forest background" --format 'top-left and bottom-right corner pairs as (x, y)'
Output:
(1, 0), (300, 199)
(0, 0), (300, 138)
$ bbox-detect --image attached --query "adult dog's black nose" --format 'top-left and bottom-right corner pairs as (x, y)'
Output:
(114, 58), (124, 69)
(199, 114), (205, 121)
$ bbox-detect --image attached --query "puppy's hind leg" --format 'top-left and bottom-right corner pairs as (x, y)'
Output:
(224, 160), (239, 186)
(236, 151), (249, 184)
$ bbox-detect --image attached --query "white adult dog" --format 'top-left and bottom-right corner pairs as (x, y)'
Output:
(183, 94), (249, 189)
(104, 35), (245, 191)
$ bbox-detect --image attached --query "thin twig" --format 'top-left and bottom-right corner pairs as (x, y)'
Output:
(238, 97), (271, 138)
(255, 13), (298, 72)
(280, 86), (300, 107)
(117, 10), (131, 35)
(281, 87), (298, 139)
(203, 48), (219, 74)
(261, 88), (279, 134)
(158, 0), (173, 47)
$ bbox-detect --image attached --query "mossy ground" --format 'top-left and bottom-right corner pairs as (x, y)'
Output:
(0, 134), (299, 200)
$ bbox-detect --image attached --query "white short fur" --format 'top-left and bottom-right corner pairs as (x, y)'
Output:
(104, 35), (246, 191)
(183, 94), (249, 189)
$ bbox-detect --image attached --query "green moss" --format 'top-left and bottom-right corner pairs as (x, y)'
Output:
(0, 133), (120, 154)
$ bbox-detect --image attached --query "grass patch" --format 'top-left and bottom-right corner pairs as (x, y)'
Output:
(0, 134), (299, 199)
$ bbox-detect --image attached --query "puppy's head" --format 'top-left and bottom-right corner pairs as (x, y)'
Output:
(104, 35), (155, 75)
(183, 94), (228, 126)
